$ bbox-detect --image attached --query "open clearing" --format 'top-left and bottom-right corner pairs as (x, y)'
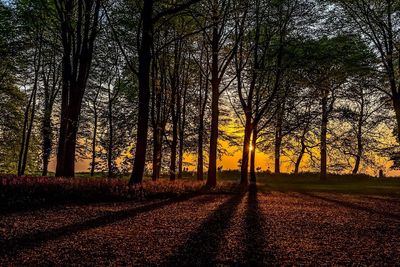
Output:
(1, 181), (400, 266)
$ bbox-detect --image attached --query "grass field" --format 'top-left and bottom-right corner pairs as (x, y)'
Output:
(217, 171), (400, 196)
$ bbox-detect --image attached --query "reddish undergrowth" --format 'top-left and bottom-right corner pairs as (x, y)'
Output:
(0, 175), (240, 213)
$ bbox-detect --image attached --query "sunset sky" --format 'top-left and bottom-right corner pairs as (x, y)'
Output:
(48, 121), (398, 177)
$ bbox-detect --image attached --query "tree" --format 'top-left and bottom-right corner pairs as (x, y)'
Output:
(234, 0), (306, 183)
(0, 2), (26, 173)
(54, 0), (101, 177)
(40, 41), (61, 176)
(334, 75), (387, 174)
(297, 35), (373, 179)
(88, 80), (102, 177)
(333, 0), (400, 143)
(196, 0), (247, 187)
(195, 36), (210, 181)
(150, 46), (170, 181)
(128, 0), (201, 185)
(16, 0), (48, 176)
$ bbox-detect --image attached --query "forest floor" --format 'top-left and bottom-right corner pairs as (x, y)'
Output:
(1, 177), (400, 266)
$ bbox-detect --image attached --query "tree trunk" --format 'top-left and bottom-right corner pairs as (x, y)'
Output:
(41, 83), (55, 176)
(197, 123), (204, 181)
(90, 106), (98, 177)
(152, 128), (162, 181)
(107, 87), (113, 177)
(197, 57), (208, 181)
(240, 114), (252, 185)
(178, 138), (184, 179)
(206, 20), (220, 188)
(274, 134), (282, 174)
(197, 80), (206, 181)
(18, 87), (35, 176)
(41, 104), (52, 176)
(294, 136), (306, 175)
(170, 115), (178, 181)
(129, 0), (153, 185)
(151, 54), (162, 181)
(56, 92), (83, 177)
(207, 81), (219, 187)
(90, 86), (101, 177)
(169, 58), (180, 181)
(178, 84), (187, 179)
(55, 74), (69, 177)
(352, 101), (364, 174)
(41, 48), (59, 176)
(352, 145), (362, 174)
(18, 41), (42, 176)
(274, 111), (283, 174)
(320, 94), (328, 180)
(250, 125), (257, 183)
(393, 94), (400, 142)
(20, 86), (37, 176)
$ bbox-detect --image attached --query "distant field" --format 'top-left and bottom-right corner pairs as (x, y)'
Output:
(216, 171), (400, 197)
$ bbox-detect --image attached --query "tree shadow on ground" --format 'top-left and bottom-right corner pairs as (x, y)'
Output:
(0, 193), (203, 257)
(163, 184), (277, 266)
(162, 192), (245, 266)
(301, 192), (400, 221)
(0, 197), (135, 216)
(243, 183), (277, 266)
(362, 195), (400, 205)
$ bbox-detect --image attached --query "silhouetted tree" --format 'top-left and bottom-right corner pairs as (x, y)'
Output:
(54, 0), (101, 177)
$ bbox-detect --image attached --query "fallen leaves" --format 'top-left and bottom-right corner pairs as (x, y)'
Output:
(0, 184), (399, 265)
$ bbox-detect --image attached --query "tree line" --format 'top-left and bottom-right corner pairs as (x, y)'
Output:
(1, 0), (399, 186)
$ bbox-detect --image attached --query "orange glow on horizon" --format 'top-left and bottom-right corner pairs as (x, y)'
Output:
(47, 119), (400, 177)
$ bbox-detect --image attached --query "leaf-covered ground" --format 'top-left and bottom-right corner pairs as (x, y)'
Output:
(1, 185), (400, 266)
